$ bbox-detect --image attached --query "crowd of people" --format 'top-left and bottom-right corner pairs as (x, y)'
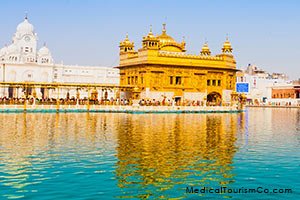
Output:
(0, 96), (232, 107)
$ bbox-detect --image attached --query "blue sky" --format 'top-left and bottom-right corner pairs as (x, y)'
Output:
(0, 0), (299, 79)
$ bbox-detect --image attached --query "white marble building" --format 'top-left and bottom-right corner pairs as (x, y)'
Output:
(236, 64), (288, 104)
(0, 16), (119, 99)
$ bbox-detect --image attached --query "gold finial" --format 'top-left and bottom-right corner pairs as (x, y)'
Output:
(125, 32), (129, 41)
(25, 11), (28, 20)
(226, 33), (229, 41)
(162, 23), (166, 34)
(147, 25), (154, 37)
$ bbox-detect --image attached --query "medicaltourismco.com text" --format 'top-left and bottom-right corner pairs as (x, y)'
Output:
(186, 186), (292, 194)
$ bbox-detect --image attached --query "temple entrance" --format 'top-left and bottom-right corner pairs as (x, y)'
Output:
(175, 96), (181, 106)
(207, 92), (222, 106)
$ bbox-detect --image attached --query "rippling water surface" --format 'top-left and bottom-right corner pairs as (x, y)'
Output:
(0, 108), (299, 199)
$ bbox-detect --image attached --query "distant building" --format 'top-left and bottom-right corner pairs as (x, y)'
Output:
(236, 64), (288, 104)
(117, 24), (238, 105)
(0, 16), (119, 99)
(272, 85), (300, 99)
(269, 83), (300, 106)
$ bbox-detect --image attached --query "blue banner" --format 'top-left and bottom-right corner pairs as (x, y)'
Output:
(236, 83), (249, 93)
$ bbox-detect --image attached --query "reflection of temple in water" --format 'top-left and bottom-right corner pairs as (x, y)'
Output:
(0, 112), (247, 199)
(115, 113), (242, 198)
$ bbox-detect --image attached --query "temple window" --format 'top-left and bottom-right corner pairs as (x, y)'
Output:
(170, 76), (173, 85)
(212, 80), (216, 86)
(207, 80), (210, 86)
(127, 77), (130, 84)
(218, 80), (221, 86)
(175, 77), (181, 85)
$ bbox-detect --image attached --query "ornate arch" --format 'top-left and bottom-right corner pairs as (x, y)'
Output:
(41, 72), (49, 82)
(8, 70), (16, 82)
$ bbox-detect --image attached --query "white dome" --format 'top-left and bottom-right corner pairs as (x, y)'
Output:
(16, 18), (34, 34)
(38, 45), (50, 55)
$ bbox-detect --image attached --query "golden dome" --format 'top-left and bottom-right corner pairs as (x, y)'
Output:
(154, 23), (185, 52)
(156, 23), (176, 43)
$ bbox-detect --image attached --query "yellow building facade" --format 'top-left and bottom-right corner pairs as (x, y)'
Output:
(117, 24), (238, 104)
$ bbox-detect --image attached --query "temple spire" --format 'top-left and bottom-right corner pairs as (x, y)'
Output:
(119, 32), (135, 54)
(222, 34), (233, 54)
(146, 25), (154, 38)
(201, 40), (211, 56)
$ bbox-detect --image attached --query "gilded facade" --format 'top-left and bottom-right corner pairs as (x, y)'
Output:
(117, 24), (238, 104)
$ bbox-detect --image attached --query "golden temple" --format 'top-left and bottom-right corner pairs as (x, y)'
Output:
(117, 24), (238, 105)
